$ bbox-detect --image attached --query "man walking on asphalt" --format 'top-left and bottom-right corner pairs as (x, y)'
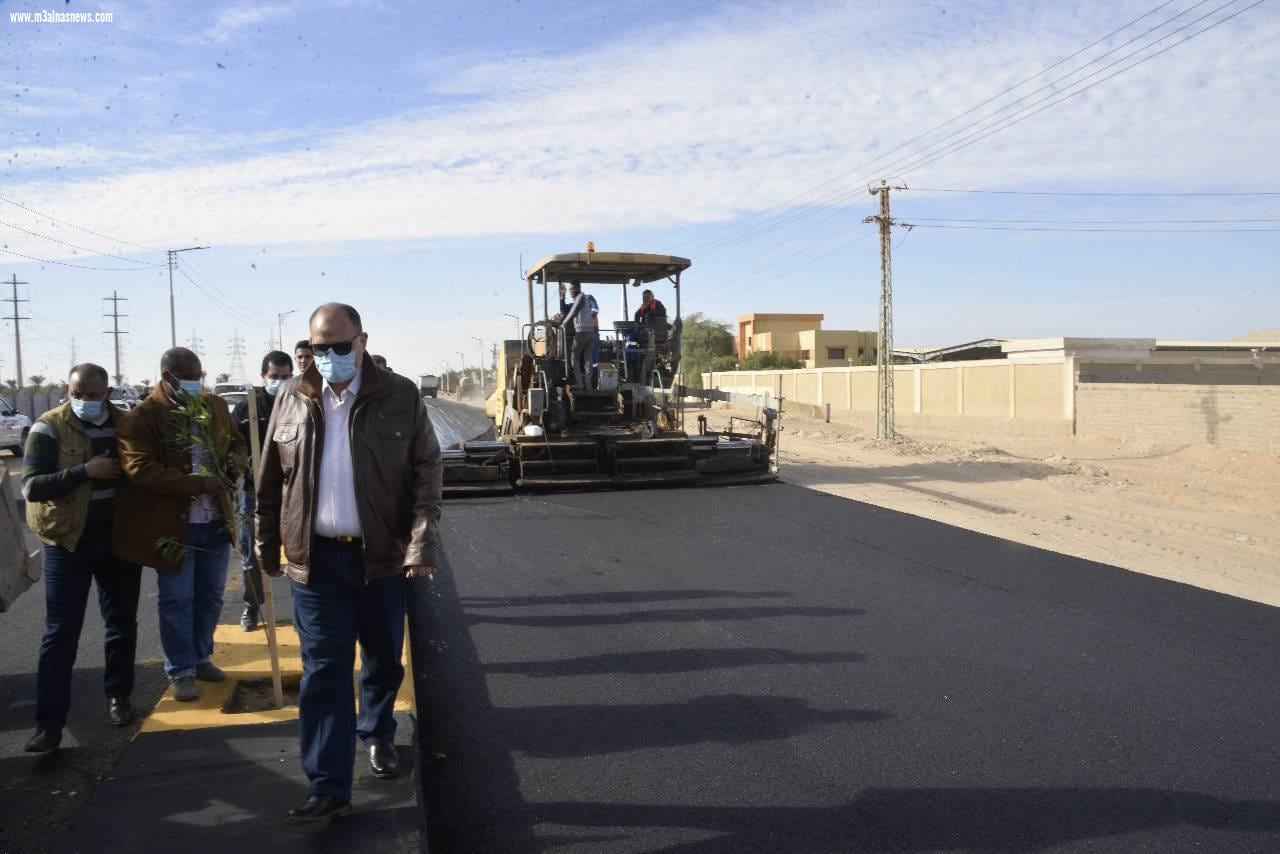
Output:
(115, 348), (243, 704)
(231, 349), (293, 630)
(22, 364), (141, 753)
(256, 302), (443, 826)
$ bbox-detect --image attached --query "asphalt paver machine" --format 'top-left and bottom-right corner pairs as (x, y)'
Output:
(442, 250), (780, 494)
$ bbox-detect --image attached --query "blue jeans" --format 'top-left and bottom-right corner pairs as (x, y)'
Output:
(156, 521), (230, 680)
(36, 527), (142, 729)
(292, 537), (406, 801)
(239, 488), (263, 608)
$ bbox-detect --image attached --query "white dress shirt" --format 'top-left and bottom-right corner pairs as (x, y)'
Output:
(314, 370), (363, 538)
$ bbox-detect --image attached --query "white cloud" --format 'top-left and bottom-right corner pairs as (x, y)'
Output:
(2, 0), (1278, 260)
(202, 2), (297, 43)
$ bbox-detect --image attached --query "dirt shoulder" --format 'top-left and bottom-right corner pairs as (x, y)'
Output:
(715, 405), (1280, 608)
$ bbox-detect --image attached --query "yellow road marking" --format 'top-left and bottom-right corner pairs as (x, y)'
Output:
(140, 623), (412, 733)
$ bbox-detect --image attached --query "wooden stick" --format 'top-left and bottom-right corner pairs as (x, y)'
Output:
(245, 387), (285, 709)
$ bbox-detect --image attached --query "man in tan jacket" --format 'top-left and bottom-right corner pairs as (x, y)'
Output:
(115, 347), (243, 703)
(256, 303), (442, 826)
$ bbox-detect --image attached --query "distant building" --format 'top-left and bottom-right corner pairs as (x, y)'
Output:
(737, 313), (877, 368)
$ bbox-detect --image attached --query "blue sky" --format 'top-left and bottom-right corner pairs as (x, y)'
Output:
(1, 0), (1277, 383)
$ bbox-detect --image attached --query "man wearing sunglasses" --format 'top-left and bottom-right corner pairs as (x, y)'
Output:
(255, 302), (443, 826)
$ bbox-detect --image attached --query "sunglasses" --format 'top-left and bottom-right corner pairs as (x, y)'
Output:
(309, 338), (359, 356)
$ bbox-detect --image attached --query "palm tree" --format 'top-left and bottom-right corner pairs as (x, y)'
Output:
(28, 374), (46, 389)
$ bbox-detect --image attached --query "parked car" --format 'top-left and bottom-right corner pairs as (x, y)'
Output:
(109, 386), (143, 412)
(213, 382), (246, 397)
(0, 397), (32, 456)
(218, 391), (247, 411)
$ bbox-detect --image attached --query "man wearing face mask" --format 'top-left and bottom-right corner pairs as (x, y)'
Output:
(257, 303), (442, 826)
(21, 364), (139, 753)
(115, 348), (244, 703)
(230, 350), (293, 630)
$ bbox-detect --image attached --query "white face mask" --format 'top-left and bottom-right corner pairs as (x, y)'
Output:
(265, 378), (283, 396)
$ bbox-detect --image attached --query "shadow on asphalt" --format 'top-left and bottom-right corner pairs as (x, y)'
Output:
(460, 588), (792, 608)
(466, 605), (866, 628)
(482, 647), (865, 677)
(0, 662), (168, 854)
(529, 788), (1280, 853)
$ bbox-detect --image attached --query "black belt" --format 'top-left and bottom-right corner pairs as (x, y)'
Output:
(318, 535), (363, 546)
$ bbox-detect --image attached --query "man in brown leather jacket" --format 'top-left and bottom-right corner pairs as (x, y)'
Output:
(255, 302), (442, 826)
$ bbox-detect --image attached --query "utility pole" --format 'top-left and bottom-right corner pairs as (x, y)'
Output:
(277, 310), (297, 353)
(103, 291), (129, 385)
(166, 246), (209, 348)
(5, 274), (29, 388)
(472, 336), (484, 387)
(864, 181), (907, 440)
(229, 329), (248, 383)
(70, 336), (78, 367)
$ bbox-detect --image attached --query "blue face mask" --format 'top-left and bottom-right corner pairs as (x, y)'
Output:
(178, 379), (204, 399)
(71, 399), (104, 421)
(314, 350), (358, 384)
(264, 378), (283, 396)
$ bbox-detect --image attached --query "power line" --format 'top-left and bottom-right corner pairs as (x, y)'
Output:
(905, 222), (1280, 233)
(669, 0), (1207, 256)
(0, 218), (161, 266)
(177, 256), (274, 322)
(175, 265), (269, 326)
(0, 192), (159, 252)
(883, 0), (1267, 180)
(672, 0), (1264, 264)
(906, 217), (1280, 224)
(911, 187), (1280, 197)
(1, 246), (165, 271)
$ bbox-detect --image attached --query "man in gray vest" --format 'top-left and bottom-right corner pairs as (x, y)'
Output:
(22, 363), (140, 753)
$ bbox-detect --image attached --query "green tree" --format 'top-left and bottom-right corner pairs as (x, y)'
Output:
(215, 373), (230, 384)
(27, 374), (46, 389)
(678, 313), (736, 387)
(739, 351), (802, 371)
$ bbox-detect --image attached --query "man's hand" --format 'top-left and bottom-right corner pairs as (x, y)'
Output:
(405, 564), (437, 579)
(83, 453), (122, 480)
(200, 476), (224, 495)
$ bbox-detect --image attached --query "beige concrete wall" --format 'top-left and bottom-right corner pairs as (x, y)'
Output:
(704, 358), (1071, 437)
(1077, 383), (1280, 455)
(1014, 363), (1065, 419)
(963, 364), (1010, 417)
(921, 367), (959, 415)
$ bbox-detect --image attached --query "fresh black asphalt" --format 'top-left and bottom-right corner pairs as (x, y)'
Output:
(409, 481), (1280, 853)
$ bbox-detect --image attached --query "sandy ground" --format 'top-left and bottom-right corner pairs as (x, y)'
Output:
(716, 405), (1280, 608)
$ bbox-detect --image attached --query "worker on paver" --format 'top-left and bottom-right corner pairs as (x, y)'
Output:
(633, 288), (667, 325)
(22, 363), (142, 753)
(256, 302), (443, 827)
(230, 350), (293, 631)
(561, 279), (600, 389)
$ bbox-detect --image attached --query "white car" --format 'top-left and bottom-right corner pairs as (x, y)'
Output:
(218, 391), (248, 410)
(109, 386), (143, 412)
(0, 397), (32, 456)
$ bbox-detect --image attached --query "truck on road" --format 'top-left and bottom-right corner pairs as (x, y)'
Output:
(419, 374), (440, 398)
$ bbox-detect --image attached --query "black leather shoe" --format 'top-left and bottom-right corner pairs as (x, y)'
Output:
(285, 795), (352, 826)
(240, 605), (260, 631)
(108, 697), (134, 727)
(24, 727), (62, 753)
(368, 741), (399, 779)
